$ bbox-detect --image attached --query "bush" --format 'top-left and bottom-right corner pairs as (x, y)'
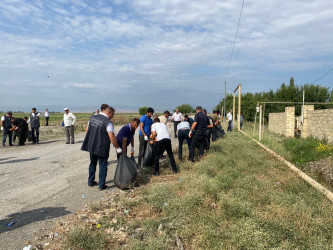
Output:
(139, 107), (148, 116)
(175, 104), (195, 114)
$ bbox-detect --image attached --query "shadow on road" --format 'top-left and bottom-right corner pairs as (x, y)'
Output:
(0, 157), (15, 162)
(0, 157), (39, 165)
(0, 207), (70, 234)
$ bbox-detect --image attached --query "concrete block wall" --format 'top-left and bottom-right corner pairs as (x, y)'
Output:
(302, 107), (333, 142)
(268, 112), (286, 136)
(268, 107), (295, 137)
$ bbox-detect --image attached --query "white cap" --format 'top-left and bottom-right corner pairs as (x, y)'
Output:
(64, 107), (69, 111)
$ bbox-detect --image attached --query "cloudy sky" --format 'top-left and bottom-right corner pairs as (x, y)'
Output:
(0, 0), (332, 112)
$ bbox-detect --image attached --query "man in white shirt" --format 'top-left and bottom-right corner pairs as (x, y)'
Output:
(81, 105), (122, 190)
(170, 109), (183, 138)
(63, 108), (76, 144)
(227, 110), (233, 132)
(44, 108), (49, 126)
(150, 117), (178, 176)
(177, 121), (191, 161)
(27, 108), (42, 144)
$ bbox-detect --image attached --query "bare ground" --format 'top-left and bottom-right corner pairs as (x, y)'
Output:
(0, 124), (178, 249)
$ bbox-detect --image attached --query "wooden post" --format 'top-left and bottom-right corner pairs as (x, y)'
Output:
(259, 105), (262, 141)
(262, 103), (265, 141)
(238, 84), (241, 131)
(233, 92), (236, 129)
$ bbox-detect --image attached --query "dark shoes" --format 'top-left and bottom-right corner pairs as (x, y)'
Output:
(173, 169), (178, 174)
(153, 172), (160, 176)
(88, 181), (98, 187)
(66, 142), (70, 144)
(99, 185), (108, 191)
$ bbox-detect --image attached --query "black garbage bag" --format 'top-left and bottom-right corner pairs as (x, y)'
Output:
(143, 142), (154, 167)
(114, 154), (138, 190)
(27, 131), (33, 142)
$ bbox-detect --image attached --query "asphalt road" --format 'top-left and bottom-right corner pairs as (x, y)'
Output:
(0, 124), (178, 249)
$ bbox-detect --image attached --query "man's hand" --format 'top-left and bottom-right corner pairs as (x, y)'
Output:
(189, 131), (193, 138)
(116, 147), (123, 154)
(149, 140), (154, 145)
(1, 127), (3, 131)
(144, 135), (149, 141)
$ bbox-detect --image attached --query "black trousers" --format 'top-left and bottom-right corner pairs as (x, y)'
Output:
(173, 121), (181, 137)
(138, 135), (147, 167)
(178, 129), (191, 159)
(31, 126), (39, 143)
(45, 117), (49, 126)
(189, 130), (206, 162)
(205, 129), (212, 150)
(154, 139), (177, 174)
(17, 128), (27, 145)
(212, 126), (218, 141)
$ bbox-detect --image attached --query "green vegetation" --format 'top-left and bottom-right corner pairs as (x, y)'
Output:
(62, 132), (333, 249)
(139, 107), (148, 115)
(216, 77), (333, 121)
(174, 103), (195, 114)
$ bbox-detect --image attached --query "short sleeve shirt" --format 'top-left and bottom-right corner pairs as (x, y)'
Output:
(139, 115), (153, 136)
(151, 122), (170, 141)
(116, 124), (135, 147)
(194, 111), (208, 130)
(158, 115), (168, 125)
(172, 112), (183, 121)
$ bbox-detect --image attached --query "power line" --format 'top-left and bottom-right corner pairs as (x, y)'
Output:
(311, 68), (333, 84)
(225, 0), (245, 81)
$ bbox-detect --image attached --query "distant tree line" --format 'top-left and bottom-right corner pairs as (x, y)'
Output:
(215, 77), (333, 122)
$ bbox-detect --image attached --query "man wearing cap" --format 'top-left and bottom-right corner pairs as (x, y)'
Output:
(189, 106), (209, 162)
(63, 108), (76, 144)
(170, 109), (183, 138)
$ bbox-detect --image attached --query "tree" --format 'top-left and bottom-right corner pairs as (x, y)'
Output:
(175, 104), (195, 114)
(138, 107), (148, 115)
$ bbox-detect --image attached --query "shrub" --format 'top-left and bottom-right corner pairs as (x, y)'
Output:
(139, 107), (148, 115)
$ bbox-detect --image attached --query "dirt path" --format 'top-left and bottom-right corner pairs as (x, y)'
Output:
(0, 124), (179, 249)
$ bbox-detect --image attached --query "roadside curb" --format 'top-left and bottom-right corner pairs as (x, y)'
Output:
(239, 130), (333, 204)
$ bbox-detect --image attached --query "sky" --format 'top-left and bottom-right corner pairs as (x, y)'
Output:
(0, 0), (333, 112)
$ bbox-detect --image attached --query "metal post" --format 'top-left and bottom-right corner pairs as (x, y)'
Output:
(259, 105), (262, 141)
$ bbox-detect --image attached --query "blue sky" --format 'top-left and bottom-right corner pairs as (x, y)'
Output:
(0, 0), (332, 112)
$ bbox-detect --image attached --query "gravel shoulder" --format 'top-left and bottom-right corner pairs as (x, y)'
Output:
(0, 124), (178, 249)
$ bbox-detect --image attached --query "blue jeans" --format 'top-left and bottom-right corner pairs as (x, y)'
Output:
(2, 130), (13, 146)
(178, 129), (191, 159)
(88, 153), (108, 188)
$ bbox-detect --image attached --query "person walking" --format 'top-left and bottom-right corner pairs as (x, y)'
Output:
(10, 117), (28, 146)
(227, 110), (233, 132)
(1, 111), (13, 147)
(177, 120), (191, 161)
(158, 110), (171, 125)
(150, 118), (178, 175)
(189, 106), (208, 162)
(27, 108), (41, 144)
(81, 106), (122, 190)
(116, 118), (140, 159)
(44, 108), (49, 126)
(170, 109), (183, 138)
(63, 108), (76, 144)
(138, 107), (154, 167)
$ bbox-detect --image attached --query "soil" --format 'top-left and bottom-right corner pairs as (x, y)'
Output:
(303, 157), (333, 188)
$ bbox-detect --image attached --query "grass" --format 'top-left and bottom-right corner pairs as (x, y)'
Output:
(57, 132), (333, 249)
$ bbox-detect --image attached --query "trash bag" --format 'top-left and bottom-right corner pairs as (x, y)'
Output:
(114, 154), (138, 190)
(143, 142), (154, 167)
(27, 131), (33, 142)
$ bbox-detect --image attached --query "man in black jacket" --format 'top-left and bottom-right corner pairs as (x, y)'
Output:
(11, 117), (29, 146)
(1, 111), (13, 147)
(81, 105), (122, 190)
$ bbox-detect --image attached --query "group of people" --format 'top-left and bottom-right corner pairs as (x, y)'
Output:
(80, 104), (225, 190)
(1, 107), (76, 147)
